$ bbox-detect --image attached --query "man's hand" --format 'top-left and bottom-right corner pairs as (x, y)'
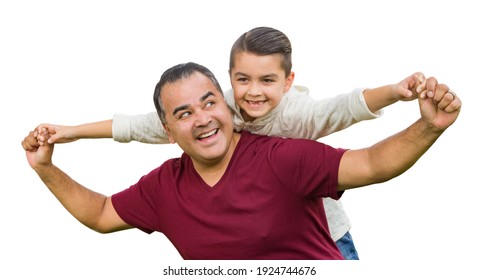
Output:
(22, 129), (54, 171)
(418, 77), (461, 131)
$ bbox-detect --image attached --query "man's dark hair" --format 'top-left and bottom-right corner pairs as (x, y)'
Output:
(153, 62), (223, 124)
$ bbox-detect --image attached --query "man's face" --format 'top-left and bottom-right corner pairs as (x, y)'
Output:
(229, 51), (294, 122)
(161, 72), (236, 166)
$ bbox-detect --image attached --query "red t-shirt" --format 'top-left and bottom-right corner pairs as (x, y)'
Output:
(112, 131), (346, 259)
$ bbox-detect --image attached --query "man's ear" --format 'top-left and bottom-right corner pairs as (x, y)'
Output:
(284, 71), (295, 93)
(163, 124), (176, 144)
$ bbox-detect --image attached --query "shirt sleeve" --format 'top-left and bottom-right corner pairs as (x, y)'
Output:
(112, 112), (170, 144)
(280, 87), (382, 140)
(111, 168), (162, 234)
(267, 136), (347, 200)
(350, 87), (383, 120)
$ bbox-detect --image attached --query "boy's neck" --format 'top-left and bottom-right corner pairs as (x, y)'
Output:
(241, 110), (256, 122)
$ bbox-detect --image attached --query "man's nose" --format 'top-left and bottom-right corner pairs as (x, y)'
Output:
(194, 110), (212, 127)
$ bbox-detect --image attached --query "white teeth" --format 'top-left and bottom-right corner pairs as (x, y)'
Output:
(198, 129), (217, 139)
(247, 100), (265, 106)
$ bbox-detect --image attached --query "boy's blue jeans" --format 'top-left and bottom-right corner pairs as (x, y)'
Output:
(335, 231), (359, 260)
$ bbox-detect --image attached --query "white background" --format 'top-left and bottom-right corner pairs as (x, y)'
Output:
(1, 0), (478, 279)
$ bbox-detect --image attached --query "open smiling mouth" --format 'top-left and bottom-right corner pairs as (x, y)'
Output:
(198, 129), (218, 140)
(247, 100), (266, 106)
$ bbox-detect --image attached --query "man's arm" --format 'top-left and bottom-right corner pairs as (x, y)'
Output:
(22, 132), (130, 233)
(338, 78), (461, 191)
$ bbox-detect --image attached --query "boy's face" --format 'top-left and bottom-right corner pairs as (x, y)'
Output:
(229, 52), (294, 122)
(161, 72), (237, 167)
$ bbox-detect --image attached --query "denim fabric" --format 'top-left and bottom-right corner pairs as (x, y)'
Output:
(335, 231), (359, 260)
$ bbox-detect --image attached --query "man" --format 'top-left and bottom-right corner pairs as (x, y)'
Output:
(23, 62), (461, 259)
(29, 27), (434, 260)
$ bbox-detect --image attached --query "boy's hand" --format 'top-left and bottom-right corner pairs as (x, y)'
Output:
(35, 124), (79, 144)
(392, 72), (426, 102)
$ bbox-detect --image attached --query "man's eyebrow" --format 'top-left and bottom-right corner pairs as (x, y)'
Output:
(172, 91), (216, 116)
(173, 104), (189, 116)
(200, 91), (215, 102)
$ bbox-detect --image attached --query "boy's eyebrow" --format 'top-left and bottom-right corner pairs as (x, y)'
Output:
(172, 91), (215, 115)
(233, 71), (250, 77)
(233, 71), (279, 79)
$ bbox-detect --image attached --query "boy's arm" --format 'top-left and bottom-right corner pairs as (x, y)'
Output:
(112, 112), (169, 144)
(280, 72), (425, 140)
(362, 72), (425, 113)
(38, 120), (113, 144)
(38, 112), (169, 144)
(279, 87), (380, 140)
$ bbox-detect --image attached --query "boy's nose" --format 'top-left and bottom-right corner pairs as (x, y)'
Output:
(248, 83), (261, 95)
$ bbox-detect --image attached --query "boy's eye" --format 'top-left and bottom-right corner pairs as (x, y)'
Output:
(263, 78), (274, 83)
(237, 77), (248, 82)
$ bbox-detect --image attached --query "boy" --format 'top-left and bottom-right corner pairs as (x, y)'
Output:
(34, 27), (428, 259)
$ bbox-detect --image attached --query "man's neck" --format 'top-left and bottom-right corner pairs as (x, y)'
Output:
(193, 132), (241, 187)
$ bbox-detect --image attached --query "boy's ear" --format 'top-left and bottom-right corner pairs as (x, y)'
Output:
(163, 124), (176, 144)
(284, 71), (295, 92)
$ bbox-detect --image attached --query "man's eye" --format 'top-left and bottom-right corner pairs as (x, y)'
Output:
(205, 101), (215, 108)
(179, 112), (191, 119)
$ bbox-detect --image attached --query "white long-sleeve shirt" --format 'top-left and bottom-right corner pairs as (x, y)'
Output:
(112, 85), (382, 241)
